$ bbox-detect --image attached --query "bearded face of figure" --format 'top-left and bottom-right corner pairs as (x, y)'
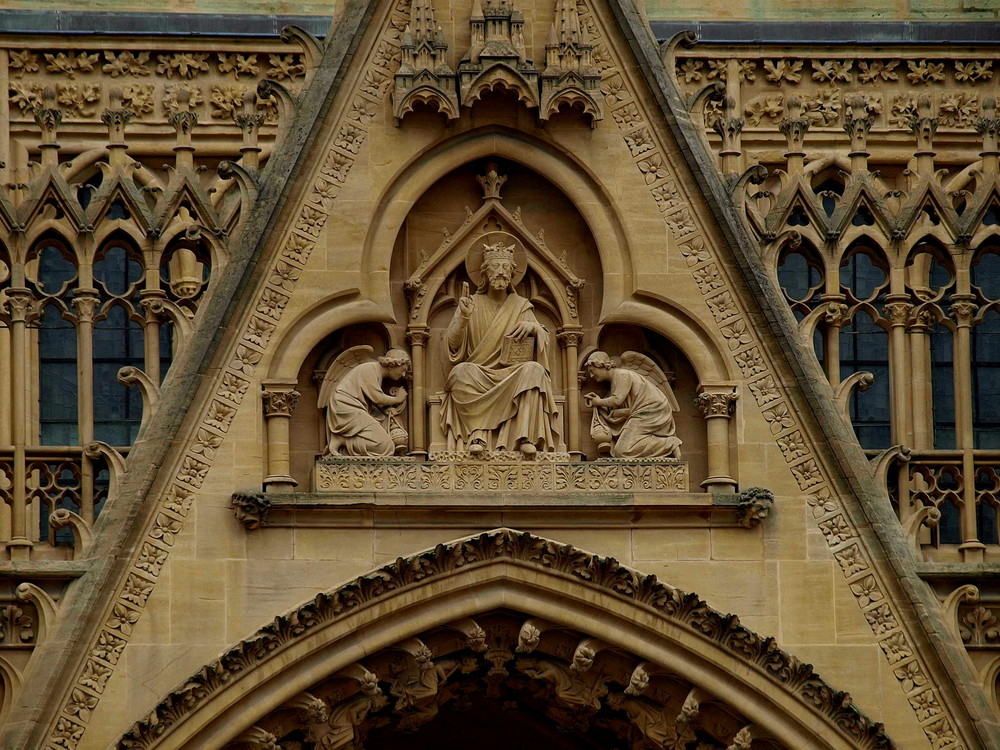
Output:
(484, 258), (515, 290)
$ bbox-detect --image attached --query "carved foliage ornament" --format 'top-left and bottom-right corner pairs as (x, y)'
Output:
(115, 529), (892, 750)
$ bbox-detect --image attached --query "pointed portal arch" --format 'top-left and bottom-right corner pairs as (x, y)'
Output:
(117, 529), (890, 750)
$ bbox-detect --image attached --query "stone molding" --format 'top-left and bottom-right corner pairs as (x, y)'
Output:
(314, 455), (688, 493)
(114, 528), (892, 750)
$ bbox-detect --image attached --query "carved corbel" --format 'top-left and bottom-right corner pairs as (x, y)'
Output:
(835, 371), (874, 421)
(218, 160), (259, 212)
(338, 662), (383, 696)
(445, 617), (488, 652)
(735, 487), (774, 528)
(675, 686), (707, 727)
(257, 79), (298, 124)
(140, 294), (194, 347)
(14, 582), (58, 644)
(569, 638), (607, 672)
(281, 25), (325, 72)
(228, 726), (280, 750)
(943, 585), (980, 646)
(84, 441), (127, 505)
(798, 300), (848, 347)
(231, 490), (271, 530)
(118, 366), (160, 427)
(280, 691), (330, 724)
(660, 29), (698, 86)
(727, 725), (755, 750)
(869, 444), (911, 491)
(49, 508), (94, 558)
(902, 504), (941, 552)
(516, 617), (556, 653)
(624, 662), (650, 695)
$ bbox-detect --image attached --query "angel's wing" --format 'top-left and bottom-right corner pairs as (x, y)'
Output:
(317, 345), (375, 408)
(620, 351), (680, 412)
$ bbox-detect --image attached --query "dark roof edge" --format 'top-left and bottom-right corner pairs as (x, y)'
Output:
(1, 11), (997, 45)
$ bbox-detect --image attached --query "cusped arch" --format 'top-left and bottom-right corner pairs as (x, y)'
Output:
(117, 529), (890, 750)
(360, 125), (634, 317)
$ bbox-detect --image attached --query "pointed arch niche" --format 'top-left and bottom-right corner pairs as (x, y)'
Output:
(390, 158), (600, 456)
(115, 530), (892, 750)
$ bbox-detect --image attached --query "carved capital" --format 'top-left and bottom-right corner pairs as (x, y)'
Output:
(101, 88), (135, 143)
(71, 290), (101, 322)
(139, 290), (168, 321)
(262, 389), (301, 418)
(231, 491), (271, 530)
(32, 88), (62, 143)
(556, 330), (584, 348)
(235, 111), (267, 134)
(406, 327), (430, 347)
(736, 487), (774, 528)
(949, 296), (978, 327)
(168, 109), (198, 136)
(695, 390), (737, 418)
(883, 301), (914, 327)
(3, 288), (37, 322)
(821, 301), (850, 327)
(843, 94), (875, 144)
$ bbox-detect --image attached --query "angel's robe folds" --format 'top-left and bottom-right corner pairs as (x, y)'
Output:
(442, 291), (560, 451)
(326, 361), (398, 456)
(591, 368), (681, 458)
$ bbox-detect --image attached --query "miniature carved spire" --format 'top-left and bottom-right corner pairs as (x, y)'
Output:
(538, 0), (602, 126)
(458, 0), (539, 109)
(910, 93), (938, 176)
(101, 87), (135, 169)
(234, 89), (266, 170)
(393, 0), (459, 125)
(975, 96), (1000, 175)
(168, 88), (198, 172)
(843, 94), (874, 173)
(712, 96), (744, 177)
(32, 87), (63, 169)
(779, 95), (810, 175)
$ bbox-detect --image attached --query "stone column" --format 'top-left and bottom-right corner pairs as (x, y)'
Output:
(557, 329), (583, 458)
(884, 298), (913, 447)
(695, 388), (738, 493)
(950, 296), (985, 562)
(72, 290), (100, 524)
(139, 291), (166, 386)
(406, 327), (429, 458)
(4, 289), (35, 557)
(819, 298), (848, 386)
(908, 308), (934, 450)
(262, 384), (301, 493)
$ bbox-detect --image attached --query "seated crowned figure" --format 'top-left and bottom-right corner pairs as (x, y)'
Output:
(441, 234), (560, 456)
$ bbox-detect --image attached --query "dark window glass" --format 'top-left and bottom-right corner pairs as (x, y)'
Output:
(39, 305), (78, 445)
(931, 324), (956, 449)
(977, 500), (999, 545)
(777, 252), (821, 303)
(840, 251), (886, 302)
(840, 311), (890, 449)
(974, 251), (1000, 300)
(93, 305), (145, 445)
(973, 311), (1000, 448)
(937, 500), (962, 544)
(37, 243), (77, 296)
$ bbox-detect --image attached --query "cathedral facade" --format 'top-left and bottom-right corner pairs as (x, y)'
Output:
(1, 1), (999, 748)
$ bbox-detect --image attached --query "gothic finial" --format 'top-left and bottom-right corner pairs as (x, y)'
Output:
(477, 162), (507, 200)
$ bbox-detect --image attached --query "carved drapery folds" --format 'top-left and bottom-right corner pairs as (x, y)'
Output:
(392, 0), (603, 126)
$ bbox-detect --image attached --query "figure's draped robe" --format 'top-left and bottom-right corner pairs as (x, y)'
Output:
(326, 361), (397, 456)
(591, 368), (681, 458)
(443, 292), (560, 451)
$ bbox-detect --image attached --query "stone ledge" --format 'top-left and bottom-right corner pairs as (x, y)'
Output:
(314, 456), (689, 493)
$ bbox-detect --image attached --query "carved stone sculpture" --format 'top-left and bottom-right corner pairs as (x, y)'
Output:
(442, 234), (560, 456)
(583, 351), (682, 459)
(606, 692), (696, 748)
(318, 346), (410, 457)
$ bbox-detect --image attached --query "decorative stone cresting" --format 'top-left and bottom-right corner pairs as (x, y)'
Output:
(114, 528), (893, 750)
(42, 1), (415, 747)
(578, 3), (969, 746)
(314, 455), (688, 492)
